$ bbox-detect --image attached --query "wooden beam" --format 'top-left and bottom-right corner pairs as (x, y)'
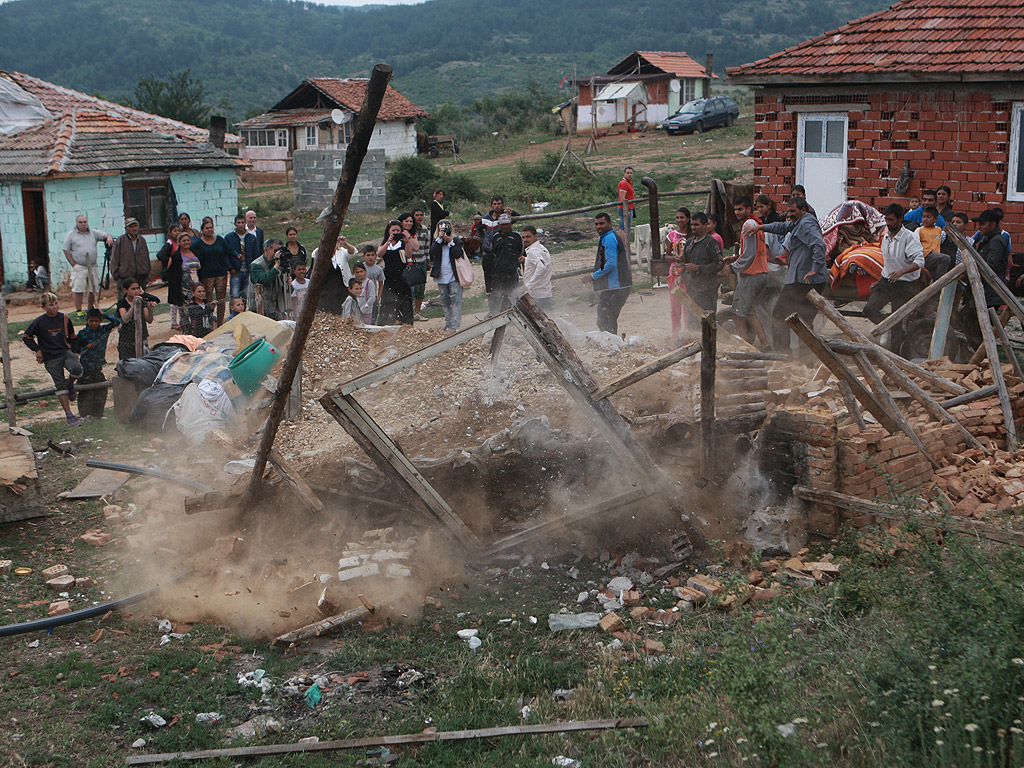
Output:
(720, 351), (789, 361)
(243, 64), (393, 515)
(717, 391), (765, 407)
(929, 282), (957, 359)
(945, 225), (1024, 328)
(670, 284), (757, 351)
(591, 341), (700, 400)
(962, 252), (1017, 448)
(793, 485), (1024, 548)
(785, 313), (897, 431)
(509, 294), (658, 480)
(125, 718), (649, 765)
(330, 313), (512, 397)
(699, 313), (716, 485)
(868, 260), (965, 339)
(838, 379), (866, 429)
(823, 338), (966, 395)
(273, 605), (372, 647)
(0, 291), (16, 427)
(486, 488), (650, 554)
(268, 449), (323, 513)
(940, 384), (998, 409)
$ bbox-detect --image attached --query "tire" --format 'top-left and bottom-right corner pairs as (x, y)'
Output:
(428, 145), (439, 158)
(666, 129), (676, 136)
(726, 114), (735, 127)
(695, 121), (704, 134)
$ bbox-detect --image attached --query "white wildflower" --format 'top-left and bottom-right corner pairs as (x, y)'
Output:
(965, 724), (980, 733)
(932, 700), (945, 707)
(936, 740), (944, 746)
(1012, 658), (1024, 665)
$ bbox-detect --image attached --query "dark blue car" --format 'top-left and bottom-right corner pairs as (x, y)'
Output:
(662, 97), (739, 135)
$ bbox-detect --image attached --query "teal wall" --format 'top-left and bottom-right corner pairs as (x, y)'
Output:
(0, 168), (238, 288)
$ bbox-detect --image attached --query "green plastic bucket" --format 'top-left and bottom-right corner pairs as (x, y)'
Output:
(228, 338), (279, 396)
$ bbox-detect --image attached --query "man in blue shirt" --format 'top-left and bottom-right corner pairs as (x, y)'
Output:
(903, 189), (946, 230)
(225, 214), (259, 300)
(583, 213), (632, 334)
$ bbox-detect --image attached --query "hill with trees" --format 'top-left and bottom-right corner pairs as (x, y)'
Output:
(0, 0), (891, 125)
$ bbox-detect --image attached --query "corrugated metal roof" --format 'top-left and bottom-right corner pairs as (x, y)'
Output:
(727, 0), (1024, 83)
(596, 82), (645, 101)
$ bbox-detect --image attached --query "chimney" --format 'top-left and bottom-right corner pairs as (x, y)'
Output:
(209, 115), (226, 149)
(705, 54), (714, 96)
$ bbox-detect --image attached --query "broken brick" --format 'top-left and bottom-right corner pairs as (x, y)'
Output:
(644, 639), (666, 654)
(41, 564), (68, 579)
(630, 606), (651, 621)
(686, 574), (724, 599)
(46, 575), (75, 591)
(599, 612), (624, 633)
(48, 600), (71, 616)
(79, 531), (112, 547)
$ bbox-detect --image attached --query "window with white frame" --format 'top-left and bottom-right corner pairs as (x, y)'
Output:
(305, 125), (318, 147)
(1007, 103), (1024, 202)
(277, 129), (288, 148)
(682, 79), (696, 103)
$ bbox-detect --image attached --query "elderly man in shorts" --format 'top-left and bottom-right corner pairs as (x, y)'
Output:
(62, 215), (113, 317)
(723, 196), (771, 349)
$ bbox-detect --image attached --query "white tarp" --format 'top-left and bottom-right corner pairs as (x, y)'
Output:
(595, 81), (644, 102)
(0, 77), (53, 136)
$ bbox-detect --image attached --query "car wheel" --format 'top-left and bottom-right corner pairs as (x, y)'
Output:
(695, 121), (704, 134)
(428, 145), (439, 158)
(666, 129), (676, 136)
(726, 114), (735, 127)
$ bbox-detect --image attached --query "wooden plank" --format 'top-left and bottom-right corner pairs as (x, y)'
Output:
(929, 282), (957, 360)
(83, 460), (213, 492)
(721, 351), (789, 361)
(486, 488), (650, 554)
(267, 449), (323, 513)
(699, 314), (716, 485)
(940, 384), (998, 408)
(852, 350), (939, 468)
(125, 718), (649, 765)
(946, 225), (1024, 328)
(509, 295), (657, 480)
(868, 260), (965, 339)
(963, 253), (1017, 448)
(0, 433), (43, 523)
(0, 291), (16, 426)
(824, 338), (966, 395)
(133, 297), (144, 358)
(990, 307), (1024, 384)
(331, 313), (512, 396)
(838, 379), (866, 429)
(717, 391), (765, 407)
(58, 469), (128, 500)
(714, 410), (768, 435)
(273, 605), (372, 646)
(793, 485), (1024, 548)
(785, 313), (898, 431)
(670, 284), (757, 351)
(320, 392), (477, 548)
(591, 341), (700, 400)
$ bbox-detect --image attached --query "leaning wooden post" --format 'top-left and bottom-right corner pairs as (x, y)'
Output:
(133, 296), (143, 358)
(990, 307), (1024, 385)
(242, 64), (393, 514)
(0, 291), (16, 427)
(699, 313), (716, 486)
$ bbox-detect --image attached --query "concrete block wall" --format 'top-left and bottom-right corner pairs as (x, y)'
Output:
(43, 175), (127, 287)
(169, 169), (239, 237)
(0, 182), (26, 283)
(293, 148), (385, 214)
(752, 85), (1024, 232)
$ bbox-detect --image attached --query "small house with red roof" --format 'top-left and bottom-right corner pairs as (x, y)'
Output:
(237, 77), (428, 172)
(727, 0), (1024, 228)
(575, 51), (714, 133)
(0, 71), (243, 287)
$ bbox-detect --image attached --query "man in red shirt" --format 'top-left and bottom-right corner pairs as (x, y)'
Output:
(617, 166), (635, 240)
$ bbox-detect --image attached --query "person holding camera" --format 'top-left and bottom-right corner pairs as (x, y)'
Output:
(376, 219), (414, 325)
(429, 219), (464, 332)
(248, 239), (291, 321)
(116, 278), (157, 360)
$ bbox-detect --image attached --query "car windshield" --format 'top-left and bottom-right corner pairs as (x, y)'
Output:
(675, 102), (704, 116)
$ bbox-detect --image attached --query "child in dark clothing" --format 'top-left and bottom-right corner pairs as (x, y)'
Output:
(76, 308), (120, 419)
(185, 283), (217, 338)
(22, 292), (82, 426)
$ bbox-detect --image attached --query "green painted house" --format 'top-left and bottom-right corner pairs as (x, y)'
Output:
(0, 70), (244, 288)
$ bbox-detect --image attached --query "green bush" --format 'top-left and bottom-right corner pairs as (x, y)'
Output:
(512, 151), (621, 210)
(386, 156), (480, 209)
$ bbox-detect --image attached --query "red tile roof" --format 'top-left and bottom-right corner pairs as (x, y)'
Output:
(306, 78), (428, 121)
(0, 70), (241, 143)
(727, 0), (1024, 84)
(632, 51), (712, 80)
(236, 108), (334, 130)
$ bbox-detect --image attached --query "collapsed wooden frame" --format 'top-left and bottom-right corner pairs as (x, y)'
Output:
(318, 295), (669, 551)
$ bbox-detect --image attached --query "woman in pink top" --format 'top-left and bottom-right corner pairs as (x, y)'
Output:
(666, 207), (691, 337)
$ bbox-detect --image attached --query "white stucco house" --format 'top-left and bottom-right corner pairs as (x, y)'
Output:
(0, 71), (244, 288)
(238, 77), (428, 173)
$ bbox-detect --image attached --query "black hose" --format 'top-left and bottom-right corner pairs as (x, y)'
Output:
(0, 570), (192, 638)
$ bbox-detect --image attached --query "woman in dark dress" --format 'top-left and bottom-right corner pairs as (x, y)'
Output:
(375, 220), (413, 325)
(278, 227), (308, 275)
(191, 219), (236, 326)
(156, 224), (183, 329)
(178, 212), (201, 241)
(116, 278), (155, 360)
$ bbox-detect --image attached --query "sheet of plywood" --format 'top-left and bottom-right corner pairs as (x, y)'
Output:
(0, 433), (36, 486)
(58, 468), (127, 499)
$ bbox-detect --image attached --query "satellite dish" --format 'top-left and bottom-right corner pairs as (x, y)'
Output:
(330, 109), (347, 125)
(669, 80), (681, 93)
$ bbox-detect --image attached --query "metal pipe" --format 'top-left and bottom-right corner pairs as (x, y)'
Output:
(84, 460), (213, 492)
(512, 189), (708, 223)
(0, 380), (113, 410)
(0, 570), (192, 638)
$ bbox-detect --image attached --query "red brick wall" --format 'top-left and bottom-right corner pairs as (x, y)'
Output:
(753, 88), (1023, 232)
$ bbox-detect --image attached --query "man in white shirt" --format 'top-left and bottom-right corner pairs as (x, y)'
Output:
(521, 226), (553, 312)
(864, 202), (924, 351)
(62, 215), (113, 315)
(244, 210), (265, 254)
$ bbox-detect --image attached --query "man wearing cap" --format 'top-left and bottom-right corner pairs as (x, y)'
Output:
(863, 203), (924, 351)
(962, 209), (1010, 348)
(487, 213), (523, 316)
(109, 218), (151, 300)
(62, 215), (113, 317)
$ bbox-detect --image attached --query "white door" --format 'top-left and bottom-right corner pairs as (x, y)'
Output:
(797, 113), (848, 215)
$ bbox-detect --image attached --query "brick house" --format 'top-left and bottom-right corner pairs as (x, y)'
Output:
(238, 78), (428, 173)
(726, 0), (1024, 228)
(0, 71), (243, 288)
